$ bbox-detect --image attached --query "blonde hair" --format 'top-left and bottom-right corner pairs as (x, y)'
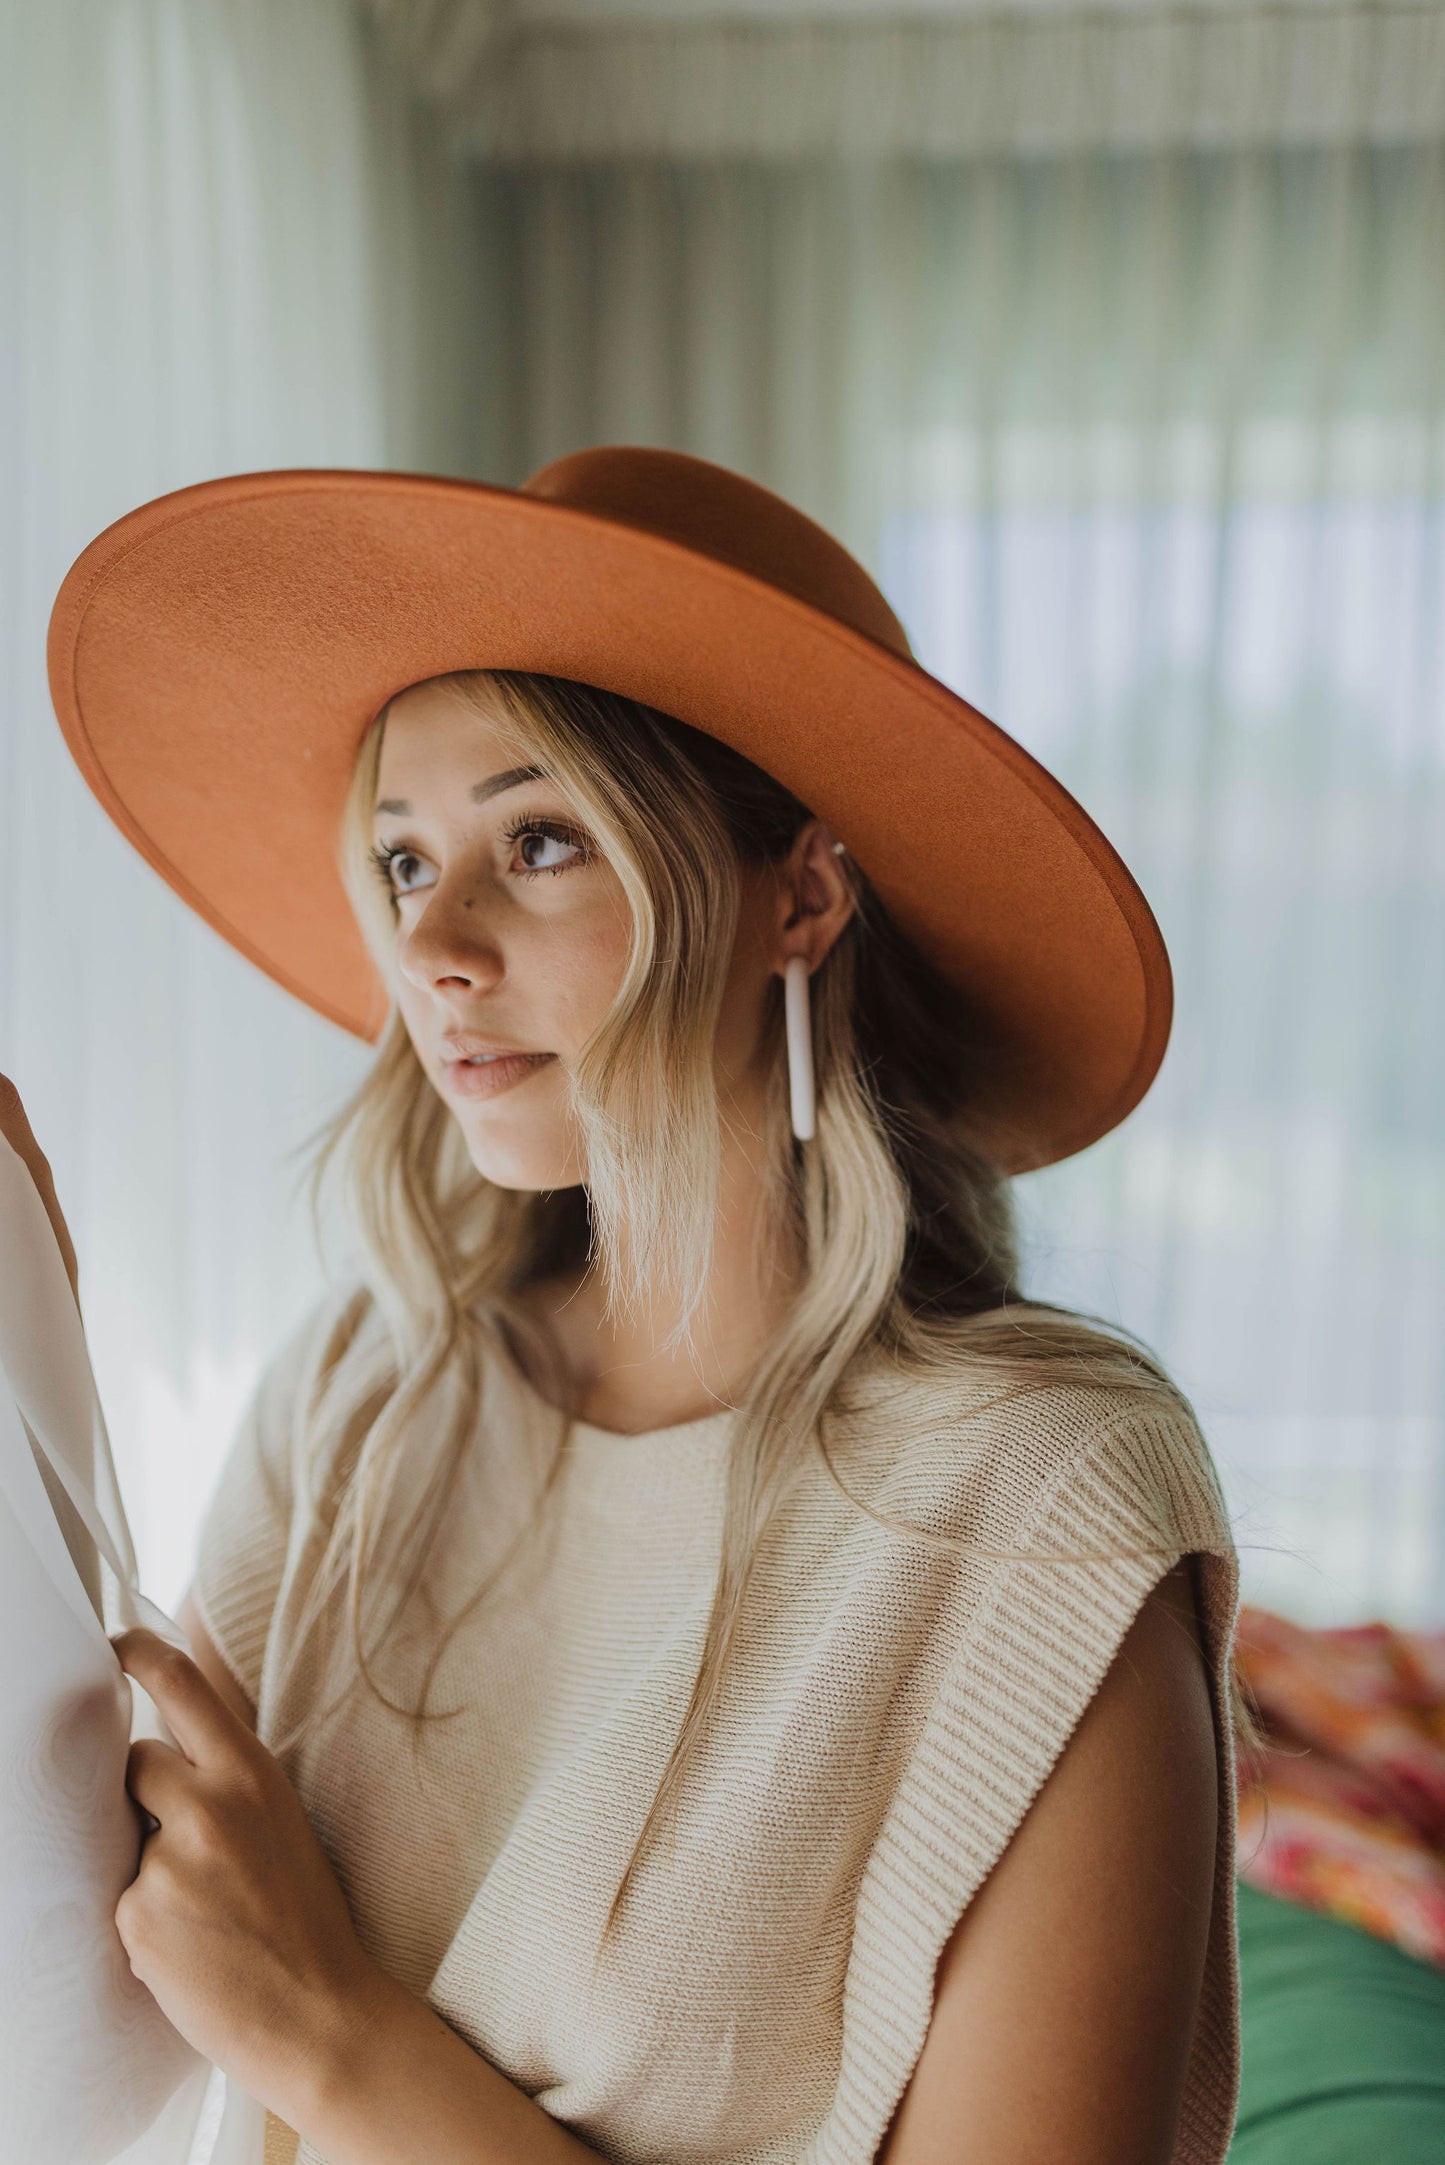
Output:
(274, 667), (1270, 1948)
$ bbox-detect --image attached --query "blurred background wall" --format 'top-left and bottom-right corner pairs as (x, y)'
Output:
(3, 0), (1443, 1625)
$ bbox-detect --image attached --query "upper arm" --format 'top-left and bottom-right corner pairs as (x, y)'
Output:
(178, 1588), (259, 1733)
(876, 1557), (1219, 2165)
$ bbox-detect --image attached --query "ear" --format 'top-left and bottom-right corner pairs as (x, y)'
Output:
(769, 819), (857, 978)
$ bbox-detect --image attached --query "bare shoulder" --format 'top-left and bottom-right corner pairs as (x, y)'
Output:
(177, 1589), (258, 1732)
(876, 1557), (1219, 2165)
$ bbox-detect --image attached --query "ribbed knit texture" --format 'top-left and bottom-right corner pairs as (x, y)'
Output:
(191, 1287), (1243, 2165)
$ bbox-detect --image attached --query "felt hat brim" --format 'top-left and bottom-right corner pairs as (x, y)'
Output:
(47, 459), (1171, 1175)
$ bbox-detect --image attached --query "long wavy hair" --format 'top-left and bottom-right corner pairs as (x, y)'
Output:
(271, 666), (1269, 1947)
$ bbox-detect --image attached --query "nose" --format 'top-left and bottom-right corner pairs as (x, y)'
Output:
(395, 878), (506, 1000)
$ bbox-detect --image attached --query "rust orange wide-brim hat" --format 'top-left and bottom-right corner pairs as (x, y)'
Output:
(46, 443), (1171, 1175)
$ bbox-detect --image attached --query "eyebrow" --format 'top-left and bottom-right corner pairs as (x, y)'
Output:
(373, 765), (547, 818)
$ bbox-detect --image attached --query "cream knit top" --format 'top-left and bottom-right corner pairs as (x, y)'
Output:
(190, 1285), (1244, 2165)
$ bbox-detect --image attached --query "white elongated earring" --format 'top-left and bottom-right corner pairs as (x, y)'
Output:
(784, 954), (816, 1142)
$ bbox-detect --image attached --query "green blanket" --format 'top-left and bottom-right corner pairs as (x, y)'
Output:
(1228, 1878), (1445, 2161)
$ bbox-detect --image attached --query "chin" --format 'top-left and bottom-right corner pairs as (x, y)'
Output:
(469, 1160), (580, 1194)
(457, 1125), (582, 1193)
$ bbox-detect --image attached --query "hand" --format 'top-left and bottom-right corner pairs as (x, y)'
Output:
(0, 1071), (80, 1307)
(112, 1627), (389, 2126)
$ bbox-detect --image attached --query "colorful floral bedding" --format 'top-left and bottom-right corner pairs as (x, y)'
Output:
(1233, 1604), (1445, 1970)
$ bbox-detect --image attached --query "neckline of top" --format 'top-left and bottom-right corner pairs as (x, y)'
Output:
(491, 1329), (739, 1446)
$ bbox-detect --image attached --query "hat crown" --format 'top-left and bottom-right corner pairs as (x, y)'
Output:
(521, 445), (914, 663)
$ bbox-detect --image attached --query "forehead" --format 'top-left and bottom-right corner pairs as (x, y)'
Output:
(379, 677), (512, 752)
(374, 680), (535, 795)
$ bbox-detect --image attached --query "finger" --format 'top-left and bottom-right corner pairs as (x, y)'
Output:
(0, 1073), (55, 1195)
(125, 1734), (195, 1826)
(0, 1072), (37, 1157)
(0, 1074), (81, 1305)
(112, 1627), (252, 1771)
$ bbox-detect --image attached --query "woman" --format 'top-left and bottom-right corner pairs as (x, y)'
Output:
(45, 446), (1260, 2165)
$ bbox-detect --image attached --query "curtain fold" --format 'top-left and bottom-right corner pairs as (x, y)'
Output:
(2, 0), (488, 1612)
(469, 140), (1445, 1625)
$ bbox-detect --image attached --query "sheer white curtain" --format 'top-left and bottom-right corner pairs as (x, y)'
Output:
(463, 137), (1445, 1627)
(8, 0), (1443, 1632)
(1, 0), (487, 1611)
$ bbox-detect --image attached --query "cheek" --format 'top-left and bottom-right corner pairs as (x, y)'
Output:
(395, 976), (429, 1040)
(387, 882), (633, 1058)
(530, 894), (634, 1043)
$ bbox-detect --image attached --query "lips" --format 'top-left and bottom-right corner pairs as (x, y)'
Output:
(440, 1049), (556, 1101)
(440, 1034), (536, 1062)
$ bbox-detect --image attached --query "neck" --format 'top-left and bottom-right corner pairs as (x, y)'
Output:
(520, 1108), (801, 1436)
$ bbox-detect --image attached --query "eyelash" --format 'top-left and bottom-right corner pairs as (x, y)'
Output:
(366, 813), (592, 904)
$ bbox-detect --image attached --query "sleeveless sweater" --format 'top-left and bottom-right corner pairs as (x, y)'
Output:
(189, 1285), (1244, 2165)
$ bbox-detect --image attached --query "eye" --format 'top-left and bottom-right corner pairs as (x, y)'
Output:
(501, 814), (591, 878)
(367, 840), (432, 901)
